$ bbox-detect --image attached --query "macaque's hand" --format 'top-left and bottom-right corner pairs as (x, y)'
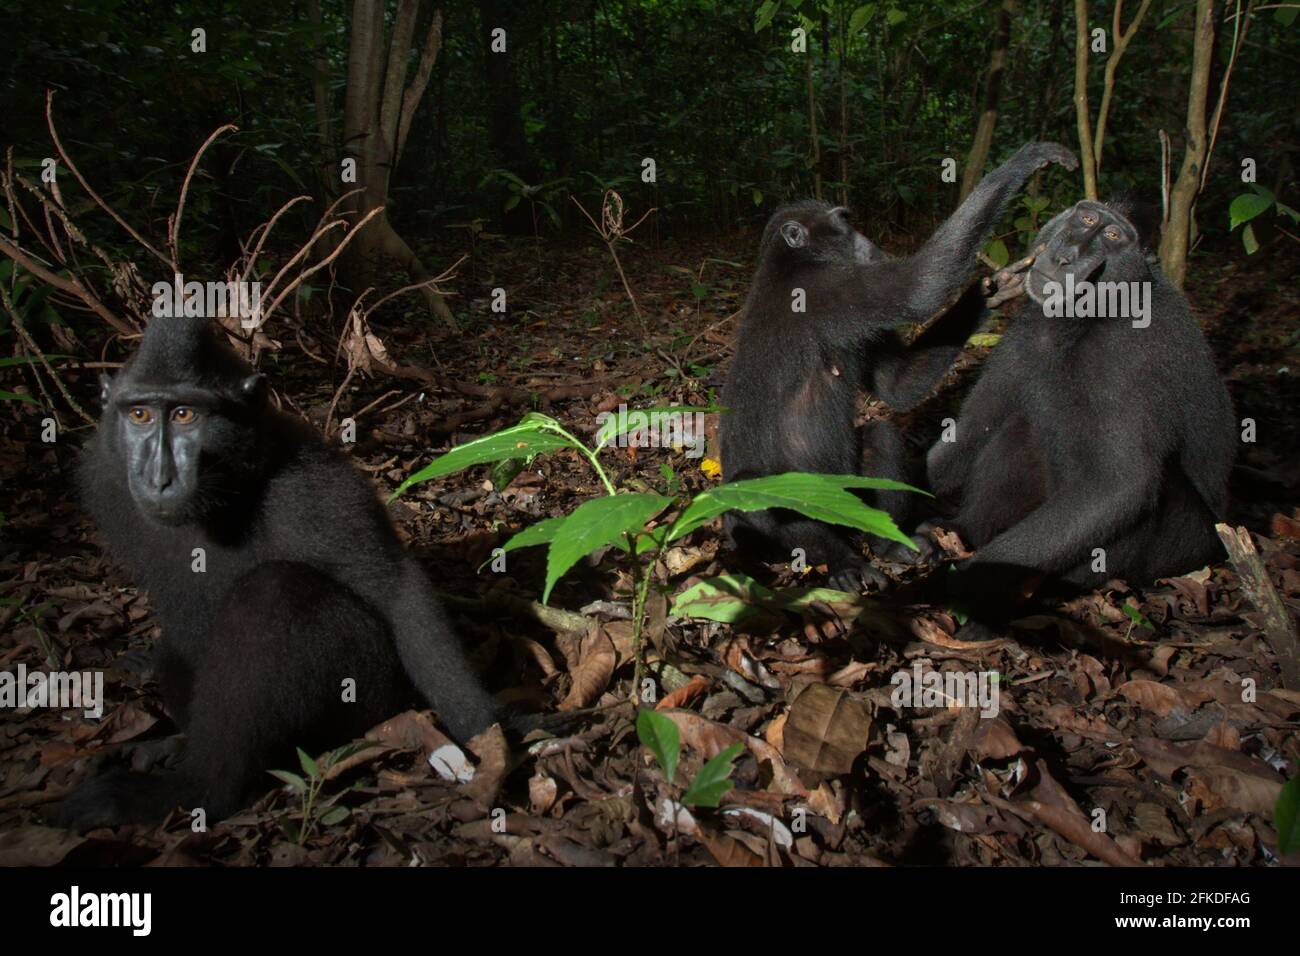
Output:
(981, 246), (1042, 307)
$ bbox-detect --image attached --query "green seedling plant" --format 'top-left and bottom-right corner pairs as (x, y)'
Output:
(1121, 601), (1155, 641)
(392, 409), (923, 697)
(269, 741), (373, 845)
(1228, 185), (1299, 254)
(0, 597), (56, 665)
(636, 708), (743, 809)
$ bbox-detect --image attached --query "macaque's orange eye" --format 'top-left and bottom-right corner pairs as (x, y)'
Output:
(1104, 228), (1121, 241)
(1081, 213), (1098, 226)
(128, 407), (154, 425)
(171, 406), (196, 424)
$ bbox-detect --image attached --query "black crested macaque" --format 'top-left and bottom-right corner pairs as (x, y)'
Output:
(926, 199), (1235, 598)
(58, 316), (500, 828)
(720, 142), (1078, 592)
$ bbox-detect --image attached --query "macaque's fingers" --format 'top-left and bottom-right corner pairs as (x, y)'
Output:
(986, 273), (1026, 307)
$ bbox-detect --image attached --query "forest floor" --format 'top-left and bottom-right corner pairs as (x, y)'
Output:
(1, 228), (1298, 867)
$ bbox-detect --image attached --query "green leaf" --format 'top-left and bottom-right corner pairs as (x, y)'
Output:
(390, 422), (580, 500)
(297, 747), (320, 778)
(1275, 201), (1300, 225)
(1121, 603), (1154, 630)
(886, 8), (907, 26)
(751, 187), (763, 207)
(0, 390), (38, 404)
(490, 456), (527, 491)
(500, 515), (567, 554)
(848, 4), (875, 34)
(967, 332), (1002, 347)
(268, 769), (308, 793)
(543, 493), (671, 602)
(673, 573), (776, 623)
(1242, 223), (1259, 255)
(682, 743), (744, 808)
(667, 473), (924, 548)
(1229, 192), (1272, 230)
(984, 238), (1009, 269)
(319, 805), (350, 826)
(636, 709), (680, 783)
(1277, 777), (1300, 855)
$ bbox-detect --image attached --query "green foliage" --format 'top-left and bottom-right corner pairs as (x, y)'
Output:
(398, 413), (917, 602)
(1277, 776), (1300, 855)
(668, 472), (923, 548)
(1229, 185), (1300, 254)
(394, 410), (919, 705)
(682, 743), (744, 808)
(636, 709), (742, 808)
(1122, 601), (1155, 641)
(636, 709), (680, 784)
(269, 741), (373, 845)
(542, 492), (670, 602)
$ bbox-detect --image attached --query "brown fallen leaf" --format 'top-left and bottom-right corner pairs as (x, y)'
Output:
(1117, 678), (1185, 716)
(971, 717), (1028, 761)
(1134, 738), (1283, 815)
(909, 614), (1011, 652)
(781, 683), (872, 775)
(559, 625), (616, 710)
(1025, 760), (1143, 866)
(655, 675), (710, 710)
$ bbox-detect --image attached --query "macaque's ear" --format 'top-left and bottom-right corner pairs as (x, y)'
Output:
(780, 221), (808, 249)
(99, 373), (113, 407)
(240, 373), (267, 403)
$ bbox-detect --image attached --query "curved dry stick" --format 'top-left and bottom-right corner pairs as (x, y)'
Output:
(44, 91), (173, 269)
(237, 194), (313, 285)
(364, 254), (467, 316)
(258, 205), (385, 326)
(0, 235), (135, 334)
(170, 123), (239, 268)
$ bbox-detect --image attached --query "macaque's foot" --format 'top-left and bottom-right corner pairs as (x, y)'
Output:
(875, 530), (938, 567)
(827, 558), (888, 594)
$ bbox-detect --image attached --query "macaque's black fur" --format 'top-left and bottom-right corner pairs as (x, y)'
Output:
(927, 200), (1235, 593)
(59, 316), (499, 828)
(720, 142), (1078, 590)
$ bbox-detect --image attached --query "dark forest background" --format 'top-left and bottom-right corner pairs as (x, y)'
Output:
(2, 0), (1295, 297)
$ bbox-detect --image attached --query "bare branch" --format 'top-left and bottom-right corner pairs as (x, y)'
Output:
(170, 123), (239, 268)
(44, 90), (174, 269)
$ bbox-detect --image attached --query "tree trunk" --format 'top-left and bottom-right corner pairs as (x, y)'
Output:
(1073, 0), (1099, 200)
(960, 0), (1017, 202)
(838, 9), (848, 207)
(806, 49), (822, 201)
(307, 0), (334, 195)
(341, 0), (456, 329)
(1159, 0), (1216, 287)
